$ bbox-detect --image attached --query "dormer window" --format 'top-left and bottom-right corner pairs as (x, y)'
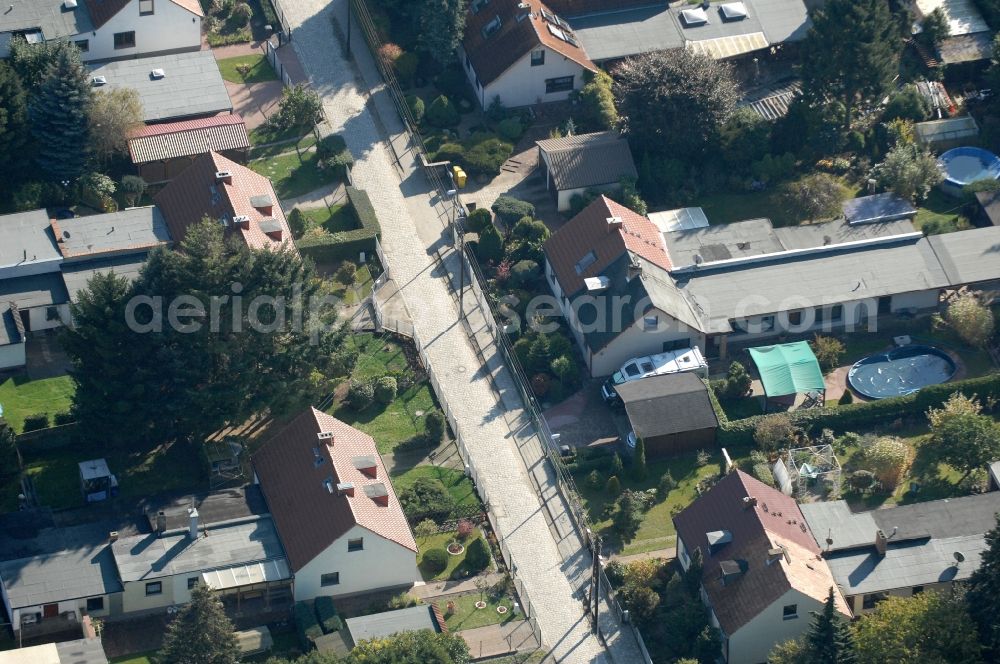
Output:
(482, 16), (502, 38)
(471, 0), (490, 14)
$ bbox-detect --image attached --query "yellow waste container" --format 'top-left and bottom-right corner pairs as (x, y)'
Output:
(452, 165), (467, 188)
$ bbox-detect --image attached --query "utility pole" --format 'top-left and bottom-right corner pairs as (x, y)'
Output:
(447, 183), (467, 320)
(592, 536), (602, 634)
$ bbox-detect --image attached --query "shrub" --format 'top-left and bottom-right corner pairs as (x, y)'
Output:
(486, 96), (507, 122)
(394, 52), (418, 88)
(347, 380), (375, 410)
(781, 173), (846, 221)
(551, 355), (577, 387)
(422, 548), (449, 574)
(463, 136), (514, 177)
(426, 95), (460, 128)
(53, 411), (75, 426)
(434, 142), (465, 163)
(456, 519), (474, 541)
(314, 595), (343, 634)
(572, 69), (618, 132)
(288, 208), (308, 238)
(811, 334), (846, 372)
(120, 175), (147, 206)
(753, 414), (795, 452)
(497, 117), (523, 142)
(870, 141), (944, 203)
(511, 217), (549, 243)
(848, 469), (876, 492)
(294, 601), (322, 650)
(79, 172), (117, 212)
(860, 436), (910, 489)
(277, 84), (322, 129)
(530, 372), (550, 397)
(620, 585), (660, 625)
(464, 537), (491, 572)
(883, 84), (931, 123)
(752, 462), (775, 486)
(611, 452), (624, 477)
(613, 490), (644, 537)
(414, 519), (437, 537)
(510, 260), (540, 288)
(399, 477), (455, 519)
(718, 361), (752, 400)
(335, 260), (358, 284)
(374, 375), (398, 404)
(944, 291), (995, 348)
(230, 1), (252, 25)
(839, 390), (854, 405)
(491, 195), (535, 227)
(406, 94), (425, 124)
(587, 469), (604, 490)
(329, 347), (359, 376)
(657, 470), (677, 498)
(425, 410), (446, 444)
(474, 224), (504, 263)
(606, 475), (622, 496)
(387, 593), (419, 610)
(22, 413), (49, 432)
(466, 207), (493, 233)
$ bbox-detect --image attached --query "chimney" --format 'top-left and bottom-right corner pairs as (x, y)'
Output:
(874, 529), (887, 556)
(626, 260), (642, 282)
(188, 507), (199, 540)
(232, 214), (250, 230)
(766, 547), (784, 565)
(109, 531), (119, 543)
(606, 216), (623, 232)
(318, 431), (334, 446)
(215, 170), (233, 185)
(155, 510), (167, 535)
(742, 496), (757, 509)
(336, 482), (355, 497)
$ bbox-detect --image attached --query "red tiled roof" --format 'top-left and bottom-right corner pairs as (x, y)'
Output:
(543, 195), (671, 296)
(673, 471), (851, 634)
(85, 0), (203, 28)
(253, 408), (417, 571)
(463, 0), (595, 87)
(153, 151), (294, 252)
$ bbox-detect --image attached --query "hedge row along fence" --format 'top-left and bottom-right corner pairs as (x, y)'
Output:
(710, 373), (1000, 447)
(296, 186), (381, 263)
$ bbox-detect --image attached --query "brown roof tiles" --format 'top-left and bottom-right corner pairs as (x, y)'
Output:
(252, 408), (417, 571)
(673, 470), (850, 634)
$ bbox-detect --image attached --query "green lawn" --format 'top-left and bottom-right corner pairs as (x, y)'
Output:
(0, 374), (75, 433)
(110, 653), (156, 664)
(332, 382), (435, 454)
(22, 438), (206, 511)
(216, 54), (278, 85)
(343, 333), (409, 380)
(330, 264), (373, 306)
(391, 465), (480, 510)
(440, 592), (516, 631)
(416, 529), (484, 581)
(573, 452), (723, 555)
(303, 205), (359, 234)
(914, 189), (967, 233)
(250, 149), (336, 200)
(692, 176), (859, 228)
(249, 124), (315, 148)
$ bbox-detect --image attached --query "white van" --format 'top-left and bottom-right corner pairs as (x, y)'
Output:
(601, 346), (708, 404)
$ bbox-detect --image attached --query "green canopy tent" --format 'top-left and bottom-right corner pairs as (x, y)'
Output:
(748, 341), (826, 411)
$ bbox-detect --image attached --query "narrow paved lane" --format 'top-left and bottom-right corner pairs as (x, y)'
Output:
(278, 2), (643, 661)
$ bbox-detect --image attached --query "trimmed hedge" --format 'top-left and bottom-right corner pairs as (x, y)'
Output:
(714, 372), (1000, 447)
(294, 600), (322, 650)
(21, 413), (50, 432)
(296, 186), (381, 263)
(314, 595), (343, 634)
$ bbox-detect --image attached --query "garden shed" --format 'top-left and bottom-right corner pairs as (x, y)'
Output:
(914, 116), (979, 149)
(615, 372), (719, 457)
(78, 459), (117, 503)
(536, 131), (637, 212)
(748, 341), (825, 411)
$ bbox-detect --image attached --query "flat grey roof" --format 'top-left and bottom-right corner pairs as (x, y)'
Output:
(112, 517), (286, 583)
(842, 193), (918, 225)
(57, 207), (171, 259)
(60, 254), (151, 303)
(0, 272), (69, 345)
(0, 0), (94, 42)
(345, 606), (440, 644)
(55, 638), (110, 664)
(675, 236), (949, 333)
(89, 52), (232, 123)
(0, 209), (61, 274)
(928, 225), (1000, 285)
(141, 486), (269, 532)
(568, 0), (808, 61)
(800, 500), (879, 552)
(0, 545), (122, 608)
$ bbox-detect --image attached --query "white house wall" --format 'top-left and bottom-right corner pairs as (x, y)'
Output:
(293, 524), (419, 602)
(589, 313), (700, 378)
(77, 0), (201, 62)
(26, 304), (71, 333)
(726, 587), (827, 664)
(460, 44), (588, 109)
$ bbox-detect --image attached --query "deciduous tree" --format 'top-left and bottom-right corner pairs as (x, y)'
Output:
(89, 87), (144, 165)
(614, 49), (737, 161)
(871, 142), (943, 202)
(930, 410), (1000, 481)
(944, 291), (995, 348)
(344, 629), (471, 664)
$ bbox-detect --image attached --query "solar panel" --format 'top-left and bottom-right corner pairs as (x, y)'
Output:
(548, 23), (567, 41)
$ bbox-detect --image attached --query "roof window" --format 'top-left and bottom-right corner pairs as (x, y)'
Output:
(575, 250), (597, 275)
(482, 15), (502, 38)
(681, 7), (709, 26)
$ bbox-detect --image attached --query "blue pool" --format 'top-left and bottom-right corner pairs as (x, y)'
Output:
(939, 147), (1000, 197)
(847, 345), (957, 400)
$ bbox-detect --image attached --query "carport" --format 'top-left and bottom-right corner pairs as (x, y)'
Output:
(748, 341), (825, 411)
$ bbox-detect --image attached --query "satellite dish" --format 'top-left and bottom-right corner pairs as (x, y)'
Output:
(954, 551), (966, 564)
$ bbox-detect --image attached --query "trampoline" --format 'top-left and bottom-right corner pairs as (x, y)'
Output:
(938, 147), (1000, 197)
(847, 345), (956, 400)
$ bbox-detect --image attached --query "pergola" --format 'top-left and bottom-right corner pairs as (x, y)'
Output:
(748, 341), (826, 412)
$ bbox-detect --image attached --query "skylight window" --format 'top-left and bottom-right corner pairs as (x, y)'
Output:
(681, 7), (709, 26)
(720, 2), (748, 21)
(575, 250), (597, 275)
(482, 15), (502, 38)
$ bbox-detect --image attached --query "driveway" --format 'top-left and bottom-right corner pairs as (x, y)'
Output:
(542, 380), (623, 450)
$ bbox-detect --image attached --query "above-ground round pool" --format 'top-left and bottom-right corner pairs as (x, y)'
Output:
(847, 345), (957, 400)
(939, 147), (1000, 197)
